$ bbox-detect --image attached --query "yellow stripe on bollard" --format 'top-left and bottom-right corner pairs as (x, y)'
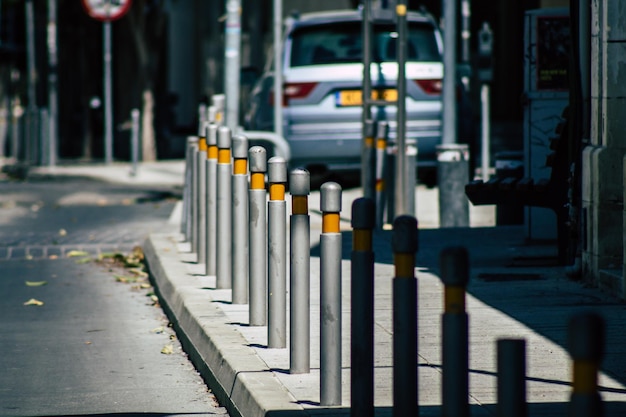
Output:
(375, 179), (384, 192)
(323, 213), (340, 234)
(365, 136), (374, 148)
(250, 172), (265, 190)
(208, 145), (218, 160)
(198, 137), (208, 152)
(234, 159), (247, 175)
(444, 285), (466, 314)
(376, 138), (386, 149)
(269, 183), (285, 201)
(292, 195), (308, 215)
(394, 253), (414, 278)
(353, 229), (372, 252)
(573, 360), (599, 394)
(218, 148), (230, 164)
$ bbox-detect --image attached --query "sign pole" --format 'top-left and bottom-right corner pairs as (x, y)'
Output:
(103, 20), (113, 164)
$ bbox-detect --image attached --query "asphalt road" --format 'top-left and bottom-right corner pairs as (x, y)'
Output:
(0, 175), (227, 417)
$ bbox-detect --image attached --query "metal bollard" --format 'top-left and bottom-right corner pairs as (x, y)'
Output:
(205, 124), (219, 276)
(212, 94), (225, 126)
(248, 146), (267, 326)
(190, 138), (199, 253)
(437, 144), (470, 227)
(392, 215), (418, 417)
(362, 120), (376, 200)
(320, 181), (343, 406)
(231, 134), (249, 304)
(568, 312), (605, 417)
(497, 339), (527, 417)
(350, 197), (376, 417)
(440, 246), (470, 417)
(290, 168), (311, 374)
(196, 123), (208, 266)
(130, 108), (140, 177)
(216, 126), (232, 289)
(267, 156), (287, 348)
(375, 121), (389, 228)
(181, 136), (196, 237)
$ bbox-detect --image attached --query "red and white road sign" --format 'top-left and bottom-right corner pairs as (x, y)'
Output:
(81, 0), (132, 22)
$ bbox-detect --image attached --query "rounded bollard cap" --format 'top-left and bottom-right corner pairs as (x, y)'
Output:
(289, 168), (310, 196)
(212, 94), (225, 109)
(248, 146), (267, 173)
(436, 143), (469, 162)
(392, 215), (418, 254)
(351, 198), (375, 229)
(232, 135), (249, 159)
(207, 124), (218, 146)
(187, 136), (198, 144)
(568, 312), (605, 361)
(217, 126), (231, 149)
(439, 246), (469, 286)
(376, 120), (389, 139)
(320, 182), (342, 212)
(268, 156), (287, 183)
(207, 105), (217, 123)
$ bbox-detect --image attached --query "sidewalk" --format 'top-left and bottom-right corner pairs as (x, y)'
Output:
(141, 167), (626, 417)
(26, 160), (626, 416)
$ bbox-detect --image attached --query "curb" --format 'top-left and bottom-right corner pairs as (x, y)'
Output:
(144, 233), (305, 417)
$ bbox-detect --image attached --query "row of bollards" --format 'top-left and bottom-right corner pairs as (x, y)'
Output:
(181, 105), (606, 414)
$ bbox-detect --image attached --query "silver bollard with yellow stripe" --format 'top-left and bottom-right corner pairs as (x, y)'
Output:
(216, 126), (232, 289)
(231, 134), (249, 304)
(248, 146), (267, 326)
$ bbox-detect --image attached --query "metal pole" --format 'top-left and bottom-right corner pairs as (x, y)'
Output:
(350, 197), (376, 417)
(375, 121), (389, 228)
(442, 0), (458, 145)
(182, 136), (196, 238)
(248, 146), (267, 326)
(289, 168), (310, 374)
(267, 156), (287, 348)
(568, 312), (605, 417)
(39, 108), (48, 165)
(273, 0), (283, 138)
(363, 120), (376, 200)
(231, 134), (249, 304)
(395, 0), (409, 216)
(437, 144), (470, 227)
(480, 84), (491, 181)
(392, 215), (418, 417)
(361, 0), (372, 192)
(460, 0), (471, 90)
(190, 140), (199, 252)
(197, 126), (208, 266)
(216, 126), (233, 289)
(224, 0), (241, 131)
(206, 124), (219, 276)
(497, 339), (527, 417)
(130, 109), (140, 176)
(104, 21), (113, 164)
(440, 246), (470, 417)
(25, 0), (36, 164)
(320, 181), (343, 407)
(47, 0), (58, 167)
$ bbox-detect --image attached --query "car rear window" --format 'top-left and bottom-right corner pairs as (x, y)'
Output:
(290, 21), (441, 67)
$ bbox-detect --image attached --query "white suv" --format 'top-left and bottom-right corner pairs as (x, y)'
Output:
(245, 8), (460, 178)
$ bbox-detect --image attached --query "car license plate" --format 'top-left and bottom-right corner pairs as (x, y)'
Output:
(336, 89), (398, 106)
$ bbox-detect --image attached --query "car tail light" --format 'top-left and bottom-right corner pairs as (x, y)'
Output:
(270, 82), (318, 106)
(413, 79), (442, 95)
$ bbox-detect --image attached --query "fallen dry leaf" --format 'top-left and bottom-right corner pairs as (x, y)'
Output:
(25, 281), (47, 287)
(161, 344), (174, 355)
(23, 298), (44, 306)
(48, 254), (59, 260)
(59, 229), (67, 236)
(67, 250), (89, 258)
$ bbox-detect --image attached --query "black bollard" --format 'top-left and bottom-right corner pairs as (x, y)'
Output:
(392, 215), (418, 417)
(350, 198), (375, 417)
(440, 246), (470, 417)
(497, 339), (527, 417)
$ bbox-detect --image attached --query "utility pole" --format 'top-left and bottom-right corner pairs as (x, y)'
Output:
(47, 0), (58, 167)
(273, 0), (283, 139)
(442, 0), (457, 145)
(224, 0), (241, 132)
